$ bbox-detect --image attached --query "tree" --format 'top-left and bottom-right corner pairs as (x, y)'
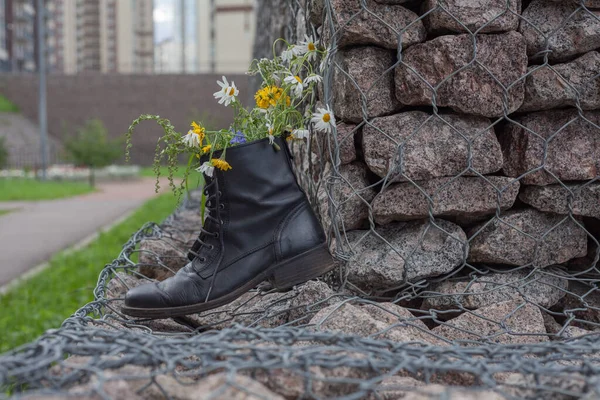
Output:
(0, 137), (8, 169)
(65, 119), (122, 187)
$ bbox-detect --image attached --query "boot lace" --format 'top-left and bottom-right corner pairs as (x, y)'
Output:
(187, 176), (226, 302)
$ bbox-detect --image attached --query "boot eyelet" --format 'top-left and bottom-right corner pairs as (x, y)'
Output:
(209, 245), (215, 250)
(219, 203), (225, 210)
(213, 232), (219, 238)
(218, 191), (222, 196)
(199, 257), (206, 262)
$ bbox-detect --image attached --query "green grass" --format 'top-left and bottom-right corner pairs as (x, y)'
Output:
(0, 179), (95, 201)
(0, 94), (19, 112)
(0, 193), (180, 353)
(0, 209), (13, 217)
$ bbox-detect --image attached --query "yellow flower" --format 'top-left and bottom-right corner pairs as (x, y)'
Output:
(254, 86), (290, 109)
(202, 144), (211, 153)
(191, 121), (205, 141)
(212, 158), (232, 171)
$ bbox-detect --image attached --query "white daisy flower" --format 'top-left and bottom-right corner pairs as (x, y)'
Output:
(292, 129), (310, 140)
(304, 74), (322, 85)
(311, 106), (336, 134)
(266, 121), (275, 144)
(182, 130), (201, 148)
(293, 34), (319, 61)
(213, 75), (239, 107)
(281, 47), (294, 63)
(284, 74), (304, 98)
(197, 161), (214, 177)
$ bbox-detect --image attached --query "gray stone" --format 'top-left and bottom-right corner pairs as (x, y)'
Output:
(394, 32), (527, 117)
(519, 183), (600, 219)
(421, 267), (568, 311)
(323, 0), (426, 50)
(363, 112), (503, 182)
(503, 372), (590, 400)
(163, 209), (203, 233)
(519, 51), (600, 112)
(552, 281), (600, 330)
(519, 0), (600, 62)
(344, 219), (468, 291)
(500, 109), (600, 186)
(318, 162), (377, 231)
(312, 122), (357, 165)
(310, 301), (444, 345)
(137, 235), (193, 281)
(372, 176), (519, 224)
(187, 280), (337, 329)
(402, 386), (508, 400)
(423, 0), (521, 34)
(105, 272), (145, 300)
(468, 208), (587, 267)
(432, 300), (548, 344)
(368, 376), (425, 400)
(332, 47), (401, 123)
(167, 373), (285, 400)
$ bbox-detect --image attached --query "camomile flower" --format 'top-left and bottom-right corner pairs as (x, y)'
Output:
(197, 161), (214, 177)
(293, 34), (319, 61)
(284, 74), (304, 98)
(182, 130), (201, 148)
(304, 74), (322, 85)
(266, 122), (275, 144)
(213, 76), (239, 107)
(292, 129), (310, 140)
(281, 47), (294, 63)
(311, 106), (336, 134)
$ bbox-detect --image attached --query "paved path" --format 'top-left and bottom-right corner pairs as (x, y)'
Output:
(0, 178), (171, 287)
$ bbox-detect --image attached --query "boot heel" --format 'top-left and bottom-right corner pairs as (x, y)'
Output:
(269, 245), (336, 290)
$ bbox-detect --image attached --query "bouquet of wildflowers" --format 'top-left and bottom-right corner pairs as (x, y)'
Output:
(125, 35), (335, 205)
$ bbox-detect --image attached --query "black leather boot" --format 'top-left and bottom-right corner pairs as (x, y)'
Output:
(122, 137), (335, 318)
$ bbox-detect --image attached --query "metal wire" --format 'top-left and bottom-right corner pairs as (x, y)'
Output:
(3, 1), (600, 398)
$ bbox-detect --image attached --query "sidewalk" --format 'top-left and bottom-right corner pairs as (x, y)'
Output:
(0, 178), (170, 287)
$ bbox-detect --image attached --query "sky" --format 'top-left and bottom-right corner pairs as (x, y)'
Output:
(153, 0), (176, 44)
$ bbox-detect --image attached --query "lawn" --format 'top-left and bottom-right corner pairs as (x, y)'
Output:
(0, 209), (12, 217)
(0, 179), (94, 201)
(0, 192), (180, 353)
(0, 94), (19, 113)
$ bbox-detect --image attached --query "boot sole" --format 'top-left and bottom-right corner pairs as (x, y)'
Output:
(120, 244), (336, 319)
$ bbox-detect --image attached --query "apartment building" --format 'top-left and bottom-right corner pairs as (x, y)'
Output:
(51, 0), (154, 74)
(156, 0), (255, 74)
(2, 0), (37, 72)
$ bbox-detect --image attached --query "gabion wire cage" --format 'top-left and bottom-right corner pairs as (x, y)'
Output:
(2, 0), (600, 399)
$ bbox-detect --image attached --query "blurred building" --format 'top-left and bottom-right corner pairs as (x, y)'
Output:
(1, 0), (37, 72)
(155, 0), (255, 74)
(50, 0), (154, 74)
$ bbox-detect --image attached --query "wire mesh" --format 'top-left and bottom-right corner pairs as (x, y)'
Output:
(3, 0), (600, 398)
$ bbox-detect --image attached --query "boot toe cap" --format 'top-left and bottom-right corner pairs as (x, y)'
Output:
(124, 282), (171, 309)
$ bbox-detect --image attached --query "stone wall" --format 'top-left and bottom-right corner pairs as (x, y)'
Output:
(299, 0), (600, 310)
(0, 73), (247, 165)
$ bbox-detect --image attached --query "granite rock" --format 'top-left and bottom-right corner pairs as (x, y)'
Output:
(344, 219), (467, 291)
(519, 51), (600, 112)
(312, 122), (357, 165)
(421, 267), (568, 311)
(500, 109), (600, 185)
(423, 0), (521, 34)
(432, 300), (548, 344)
(137, 235), (194, 281)
(363, 111), (503, 182)
(372, 176), (519, 224)
(468, 208), (587, 267)
(332, 46), (401, 123)
(402, 385), (508, 400)
(318, 162), (377, 231)
(310, 301), (444, 345)
(323, 0), (426, 49)
(519, 0), (600, 62)
(552, 281), (600, 330)
(519, 183), (600, 218)
(395, 32), (528, 117)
